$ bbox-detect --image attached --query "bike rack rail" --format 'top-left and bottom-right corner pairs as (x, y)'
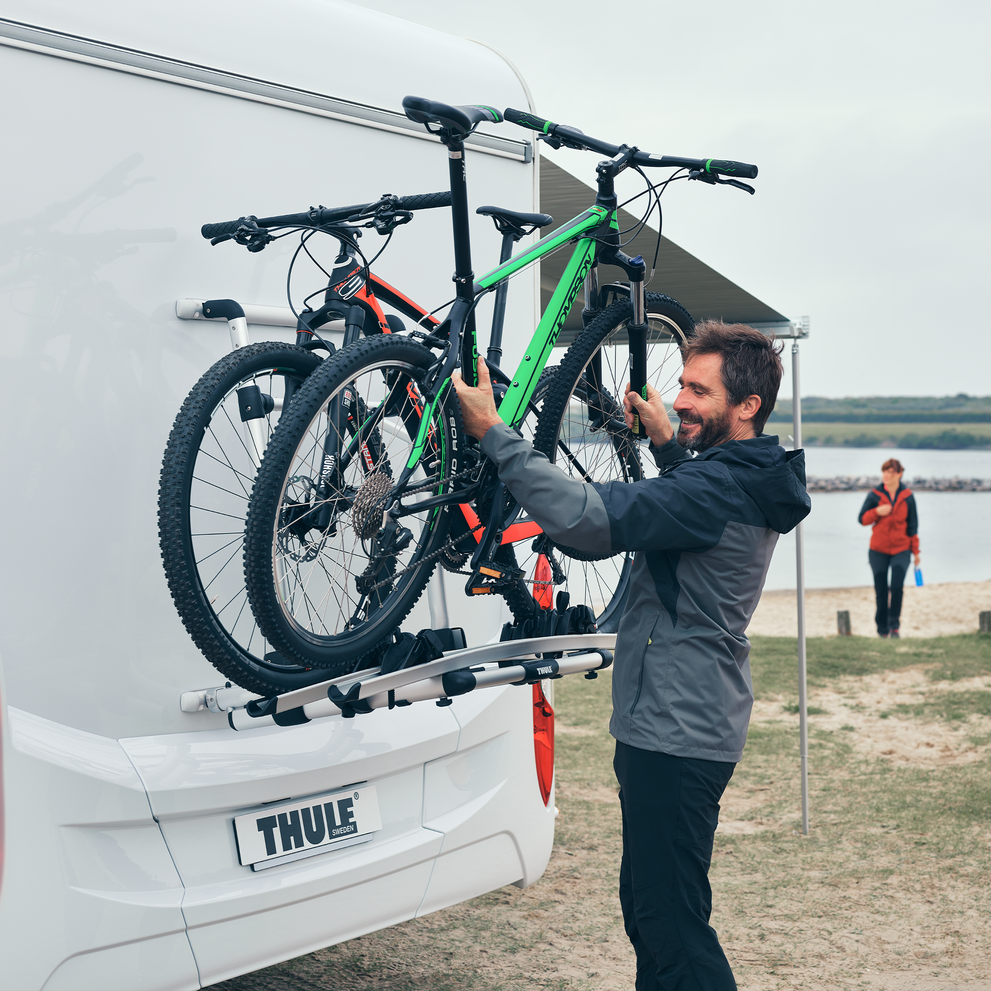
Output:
(181, 634), (616, 731)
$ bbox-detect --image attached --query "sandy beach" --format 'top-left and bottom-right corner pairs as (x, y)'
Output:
(749, 579), (991, 638)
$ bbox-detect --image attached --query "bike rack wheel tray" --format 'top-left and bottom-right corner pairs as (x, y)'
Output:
(182, 634), (616, 731)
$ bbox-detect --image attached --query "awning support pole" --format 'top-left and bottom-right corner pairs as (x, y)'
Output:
(792, 340), (810, 835)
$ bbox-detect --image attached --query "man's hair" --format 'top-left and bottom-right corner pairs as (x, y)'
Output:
(681, 321), (784, 434)
(881, 458), (905, 473)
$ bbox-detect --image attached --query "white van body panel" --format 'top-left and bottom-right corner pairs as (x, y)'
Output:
(0, 3), (552, 988)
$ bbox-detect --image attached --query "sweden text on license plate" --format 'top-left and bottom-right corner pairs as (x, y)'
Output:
(233, 786), (382, 871)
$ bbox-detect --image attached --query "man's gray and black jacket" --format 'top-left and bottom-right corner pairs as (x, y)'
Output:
(480, 425), (812, 763)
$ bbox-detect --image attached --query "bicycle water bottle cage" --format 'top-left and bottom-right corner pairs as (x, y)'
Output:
(476, 205), (554, 240)
(402, 96), (503, 139)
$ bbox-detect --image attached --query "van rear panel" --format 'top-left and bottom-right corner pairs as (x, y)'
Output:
(0, 4), (551, 988)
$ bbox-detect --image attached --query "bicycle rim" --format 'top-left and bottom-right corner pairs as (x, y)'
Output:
(244, 336), (457, 669)
(158, 342), (327, 694)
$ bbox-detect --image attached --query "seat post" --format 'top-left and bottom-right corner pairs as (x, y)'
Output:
(444, 134), (479, 384)
(486, 230), (516, 366)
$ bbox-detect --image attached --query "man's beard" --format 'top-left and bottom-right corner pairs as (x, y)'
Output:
(676, 408), (731, 453)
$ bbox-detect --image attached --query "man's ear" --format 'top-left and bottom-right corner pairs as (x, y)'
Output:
(738, 395), (761, 422)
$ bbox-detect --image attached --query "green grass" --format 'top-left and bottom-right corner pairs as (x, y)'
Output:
(795, 420), (991, 448)
(882, 689), (991, 722)
(213, 636), (991, 990)
(747, 633), (991, 699)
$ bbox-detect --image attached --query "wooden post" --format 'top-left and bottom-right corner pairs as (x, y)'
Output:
(837, 610), (852, 636)
(980, 611), (991, 634)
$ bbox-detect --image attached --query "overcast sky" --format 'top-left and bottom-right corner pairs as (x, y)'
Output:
(349, 0), (989, 399)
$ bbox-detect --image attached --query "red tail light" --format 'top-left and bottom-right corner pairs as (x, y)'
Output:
(532, 682), (554, 806)
(532, 554), (553, 610)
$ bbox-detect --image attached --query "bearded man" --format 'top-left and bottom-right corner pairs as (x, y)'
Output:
(453, 321), (810, 991)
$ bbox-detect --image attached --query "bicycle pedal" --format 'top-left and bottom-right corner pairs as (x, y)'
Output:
(464, 560), (524, 596)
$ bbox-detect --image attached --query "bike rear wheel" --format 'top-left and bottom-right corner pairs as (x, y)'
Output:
(244, 335), (462, 671)
(533, 294), (695, 631)
(158, 342), (325, 694)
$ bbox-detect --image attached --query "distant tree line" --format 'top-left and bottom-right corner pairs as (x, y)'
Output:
(803, 430), (990, 449)
(769, 394), (991, 423)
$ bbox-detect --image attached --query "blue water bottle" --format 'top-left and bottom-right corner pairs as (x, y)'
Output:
(915, 567), (924, 587)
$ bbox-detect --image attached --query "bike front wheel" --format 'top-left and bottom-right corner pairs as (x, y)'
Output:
(533, 294), (695, 631)
(158, 342), (324, 695)
(244, 335), (462, 671)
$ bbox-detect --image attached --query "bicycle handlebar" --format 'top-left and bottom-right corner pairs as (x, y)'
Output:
(503, 108), (758, 179)
(200, 191), (452, 240)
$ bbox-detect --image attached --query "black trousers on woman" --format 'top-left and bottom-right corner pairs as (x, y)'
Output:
(613, 741), (737, 991)
(869, 548), (911, 635)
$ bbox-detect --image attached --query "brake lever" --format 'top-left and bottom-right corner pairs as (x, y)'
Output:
(688, 169), (757, 196)
(228, 217), (277, 252)
(688, 170), (755, 195)
(372, 211), (413, 235)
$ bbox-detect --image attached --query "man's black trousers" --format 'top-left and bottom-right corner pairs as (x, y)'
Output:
(613, 741), (737, 991)
(869, 548), (911, 635)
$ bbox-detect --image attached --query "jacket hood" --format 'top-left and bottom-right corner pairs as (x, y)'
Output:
(698, 434), (812, 534)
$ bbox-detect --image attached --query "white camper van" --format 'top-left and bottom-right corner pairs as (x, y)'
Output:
(0, 3), (565, 987)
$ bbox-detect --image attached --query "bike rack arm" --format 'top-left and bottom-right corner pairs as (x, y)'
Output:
(224, 634), (616, 731)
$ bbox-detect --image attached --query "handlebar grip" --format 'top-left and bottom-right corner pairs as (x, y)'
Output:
(705, 159), (759, 180)
(394, 191), (452, 211)
(201, 219), (245, 239)
(504, 107), (555, 133)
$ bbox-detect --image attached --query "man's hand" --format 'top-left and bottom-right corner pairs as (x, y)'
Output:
(914, 553), (921, 568)
(451, 356), (503, 441)
(875, 503), (892, 517)
(623, 381), (674, 447)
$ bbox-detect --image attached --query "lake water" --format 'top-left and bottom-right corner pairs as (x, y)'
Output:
(800, 446), (991, 479)
(763, 447), (991, 590)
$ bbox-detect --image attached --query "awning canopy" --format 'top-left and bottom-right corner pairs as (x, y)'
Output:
(539, 157), (790, 345)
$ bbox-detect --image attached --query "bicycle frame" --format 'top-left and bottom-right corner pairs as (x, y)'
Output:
(402, 142), (647, 485)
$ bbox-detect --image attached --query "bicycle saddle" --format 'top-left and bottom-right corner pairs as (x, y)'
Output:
(402, 96), (503, 136)
(476, 205), (554, 233)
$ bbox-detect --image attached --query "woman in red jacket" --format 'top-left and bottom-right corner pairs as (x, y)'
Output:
(858, 458), (920, 638)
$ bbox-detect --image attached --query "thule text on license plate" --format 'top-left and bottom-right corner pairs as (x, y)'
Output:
(233, 786), (382, 870)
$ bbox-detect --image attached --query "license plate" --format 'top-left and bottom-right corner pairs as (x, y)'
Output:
(233, 786), (382, 870)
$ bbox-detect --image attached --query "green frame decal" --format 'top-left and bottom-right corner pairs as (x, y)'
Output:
(497, 238), (596, 427)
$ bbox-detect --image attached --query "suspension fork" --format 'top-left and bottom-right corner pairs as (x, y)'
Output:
(627, 261), (648, 437)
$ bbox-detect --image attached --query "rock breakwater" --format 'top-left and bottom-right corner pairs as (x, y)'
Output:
(808, 476), (991, 492)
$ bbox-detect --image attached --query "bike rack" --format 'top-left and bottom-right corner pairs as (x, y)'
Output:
(180, 633), (616, 731)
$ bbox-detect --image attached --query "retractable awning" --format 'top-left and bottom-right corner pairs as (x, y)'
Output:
(539, 157), (790, 344)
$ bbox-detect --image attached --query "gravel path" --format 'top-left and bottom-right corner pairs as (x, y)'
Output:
(749, 580), (991, 638)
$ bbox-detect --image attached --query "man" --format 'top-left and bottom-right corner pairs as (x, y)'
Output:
(453, 321), (810, 991)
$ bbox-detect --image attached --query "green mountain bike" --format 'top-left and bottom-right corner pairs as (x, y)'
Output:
(242, 97), (758, 673)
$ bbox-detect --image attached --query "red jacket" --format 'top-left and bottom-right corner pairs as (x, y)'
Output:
(858, 483), (919, 555)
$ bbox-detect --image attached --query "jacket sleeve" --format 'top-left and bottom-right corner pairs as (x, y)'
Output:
(859, 490), (881, 525)
(905, 493), (920, 554)
(649, 437), (690, 471)
(480, 423), (733, 555)
(480, 423), (612, 555)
